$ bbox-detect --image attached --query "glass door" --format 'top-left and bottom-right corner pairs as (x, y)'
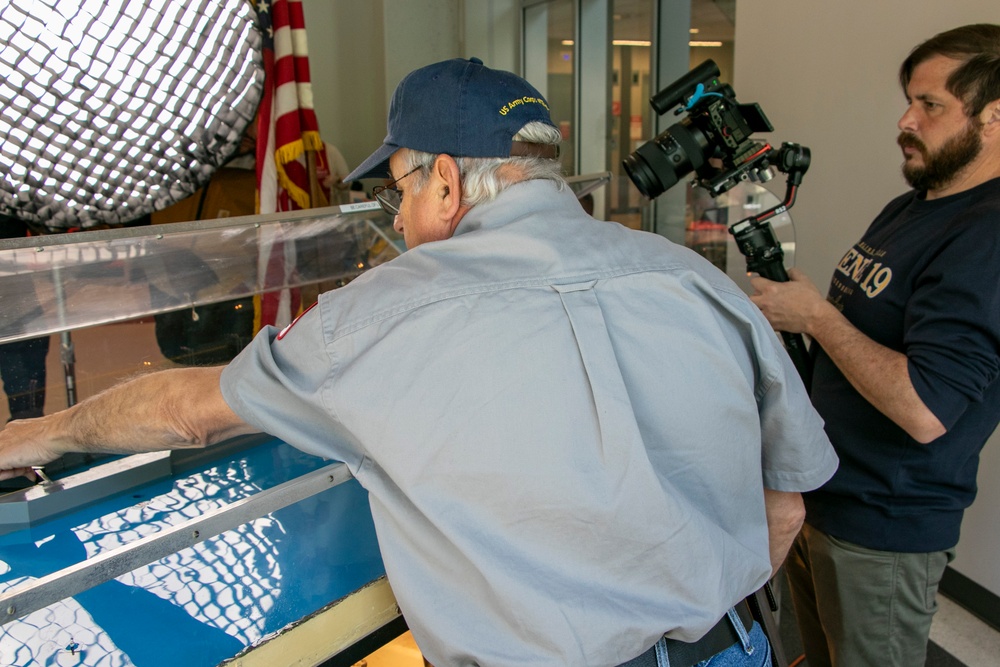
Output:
(522, 0), (737, 240)
(522, 0), (577, 178)
(608, 2), (654, 229)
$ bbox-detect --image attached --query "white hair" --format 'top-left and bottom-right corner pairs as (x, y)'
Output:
(400, 122), (565, 206)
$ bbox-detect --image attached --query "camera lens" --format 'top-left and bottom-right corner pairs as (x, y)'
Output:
(623, 134), (683, 199)
(623, 119), (709, 199)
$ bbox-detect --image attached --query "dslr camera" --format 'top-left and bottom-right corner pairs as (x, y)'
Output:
(623, 59), (798, 200)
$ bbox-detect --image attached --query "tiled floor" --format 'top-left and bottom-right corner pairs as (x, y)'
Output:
(927, 595), (1000, 667)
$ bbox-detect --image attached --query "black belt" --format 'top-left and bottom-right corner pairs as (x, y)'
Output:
(619, 600), (755, 667)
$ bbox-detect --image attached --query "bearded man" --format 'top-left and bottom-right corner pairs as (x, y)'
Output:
(749, 23), (1000, 667)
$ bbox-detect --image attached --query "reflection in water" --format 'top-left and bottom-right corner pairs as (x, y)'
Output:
(0, 439), (384, 667)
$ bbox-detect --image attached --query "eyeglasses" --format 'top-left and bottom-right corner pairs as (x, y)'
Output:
(372, 165), (422, 215)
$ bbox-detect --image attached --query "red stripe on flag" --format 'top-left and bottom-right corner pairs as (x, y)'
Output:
(254, 0), (324, 330)
(287, 0), (305, 27)
(293, 55), (312, 84)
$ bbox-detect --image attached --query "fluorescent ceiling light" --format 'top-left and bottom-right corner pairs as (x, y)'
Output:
(564, 39), (721, 48)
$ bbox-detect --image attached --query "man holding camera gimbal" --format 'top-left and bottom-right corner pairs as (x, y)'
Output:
(751, 23), (1000, 667)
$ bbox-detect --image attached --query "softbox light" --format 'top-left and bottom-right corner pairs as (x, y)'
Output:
(0, 0), (263, 230)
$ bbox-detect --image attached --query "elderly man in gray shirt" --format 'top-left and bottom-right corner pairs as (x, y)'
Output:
(0, 58), (837, 667)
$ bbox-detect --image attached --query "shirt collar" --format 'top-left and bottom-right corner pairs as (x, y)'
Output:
(453, 179), (578, 237)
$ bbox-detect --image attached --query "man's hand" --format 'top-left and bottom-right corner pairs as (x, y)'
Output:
(0, 416), (68, 481)
(749, 267), (829, 336)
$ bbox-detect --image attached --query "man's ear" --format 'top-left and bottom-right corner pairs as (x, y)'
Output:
(982, 99), (1000, 133)
(432, 155), (468, 233)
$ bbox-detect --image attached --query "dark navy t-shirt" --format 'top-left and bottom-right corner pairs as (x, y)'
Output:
(805, 177), (1000, 552)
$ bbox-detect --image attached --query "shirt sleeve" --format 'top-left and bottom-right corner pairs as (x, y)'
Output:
(755, 325), (839, 492)
(220, 301), (365, 469)
(905, 214), (1000, 429)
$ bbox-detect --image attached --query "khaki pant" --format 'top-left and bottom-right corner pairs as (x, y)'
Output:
(784, 523), (953, 667)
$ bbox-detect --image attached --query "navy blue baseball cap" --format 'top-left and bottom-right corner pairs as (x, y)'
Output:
(346, 57), (559, 181)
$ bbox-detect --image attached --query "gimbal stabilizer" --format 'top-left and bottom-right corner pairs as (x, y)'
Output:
(727, 142), (812, 385)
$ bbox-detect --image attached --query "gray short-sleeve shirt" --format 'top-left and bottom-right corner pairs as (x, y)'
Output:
(222, 180), (836, 666)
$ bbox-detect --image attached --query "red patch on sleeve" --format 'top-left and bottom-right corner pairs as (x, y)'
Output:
(276, 301), (319, 340)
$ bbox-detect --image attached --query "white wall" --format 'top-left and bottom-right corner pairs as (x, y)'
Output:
(300, 0), (462, 179)
(382, 0), (462, 102)
(735, 1), (1000, 597)
(299, 0), (388, 178)
(462, 0), (520, 73)
(733, 1), (998, 286)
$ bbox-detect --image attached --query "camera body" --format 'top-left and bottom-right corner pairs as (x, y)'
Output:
(623, 59), (775, 200)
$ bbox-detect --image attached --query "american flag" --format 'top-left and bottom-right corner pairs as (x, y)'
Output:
(253, 0), (329, 329)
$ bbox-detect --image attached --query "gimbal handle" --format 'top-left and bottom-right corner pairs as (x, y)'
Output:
(727, 142), (814, 386)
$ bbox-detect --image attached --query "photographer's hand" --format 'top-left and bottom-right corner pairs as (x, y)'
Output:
(749, 267), (827, 336)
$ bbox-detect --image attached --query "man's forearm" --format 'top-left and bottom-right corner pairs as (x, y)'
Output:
(56, 366), (252, 453)
(807, 303), (945, 443)
(0, 366), (258, 480)
(764, 489), (804, 575)
(749, 271), (946, 443)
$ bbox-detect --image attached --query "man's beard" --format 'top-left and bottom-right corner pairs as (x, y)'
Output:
(898, 120), (983, 193)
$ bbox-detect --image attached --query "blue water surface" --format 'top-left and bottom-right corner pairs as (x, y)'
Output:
(0, 439), (385, 667)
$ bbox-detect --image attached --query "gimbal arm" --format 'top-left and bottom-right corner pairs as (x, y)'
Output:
(728, 143), (813, 386)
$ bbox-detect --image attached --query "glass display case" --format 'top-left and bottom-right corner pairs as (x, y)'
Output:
(0, 202), (404, 667)
(0, 201), (401, 344)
